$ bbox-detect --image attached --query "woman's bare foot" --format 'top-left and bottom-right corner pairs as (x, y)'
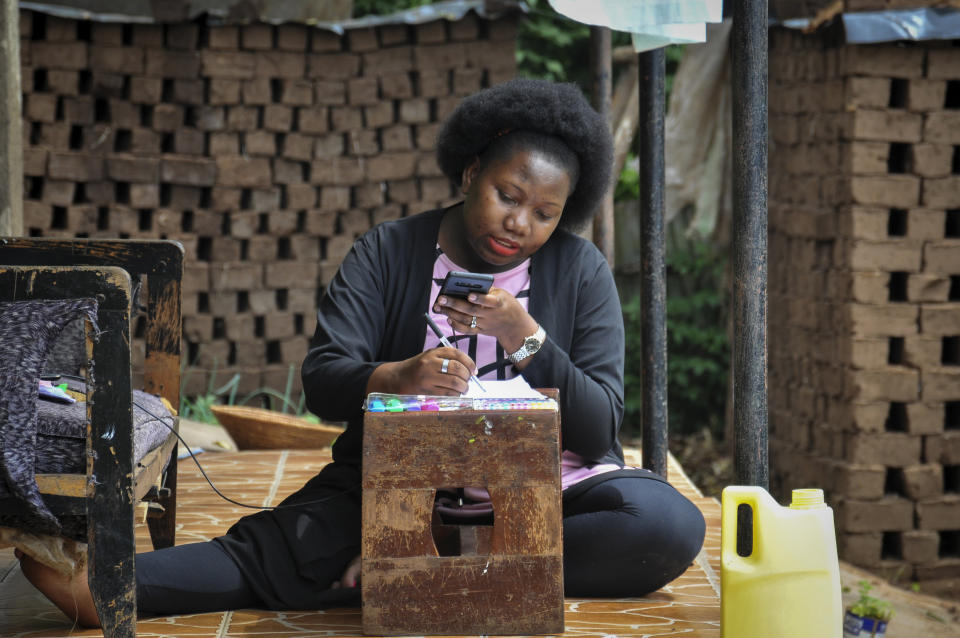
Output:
(15, 549), (101, 628)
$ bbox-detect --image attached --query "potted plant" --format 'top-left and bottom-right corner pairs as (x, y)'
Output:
(843, 580), (894, 638)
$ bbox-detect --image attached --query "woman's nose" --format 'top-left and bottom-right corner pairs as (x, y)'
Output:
(504, 209), (529, 235)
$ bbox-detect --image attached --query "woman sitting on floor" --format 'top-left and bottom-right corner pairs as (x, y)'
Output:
(20, 77), (705, 626)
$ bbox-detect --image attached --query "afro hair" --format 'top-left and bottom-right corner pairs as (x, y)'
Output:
(436, 77), (614, 232)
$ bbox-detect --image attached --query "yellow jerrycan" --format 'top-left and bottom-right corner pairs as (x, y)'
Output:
(721, 486), (842, 638)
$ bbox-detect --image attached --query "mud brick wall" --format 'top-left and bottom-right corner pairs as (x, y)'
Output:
(768, 28), (960, 583)
(16, 9), (518, 397)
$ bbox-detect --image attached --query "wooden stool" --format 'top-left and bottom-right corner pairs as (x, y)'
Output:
(361, 395), (564, 636)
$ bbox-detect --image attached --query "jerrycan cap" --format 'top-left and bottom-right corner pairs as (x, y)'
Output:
(790, 488), (826, 510)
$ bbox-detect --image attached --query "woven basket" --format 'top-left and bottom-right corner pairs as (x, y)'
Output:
(210, 405), (343, 450)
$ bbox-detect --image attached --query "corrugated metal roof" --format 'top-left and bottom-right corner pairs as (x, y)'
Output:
(19, 0), (526, 32)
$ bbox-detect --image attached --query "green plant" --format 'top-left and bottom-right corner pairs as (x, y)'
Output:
(849, 580), (895, 622)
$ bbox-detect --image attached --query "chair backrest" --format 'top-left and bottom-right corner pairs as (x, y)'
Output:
(1, 238), (183, 405)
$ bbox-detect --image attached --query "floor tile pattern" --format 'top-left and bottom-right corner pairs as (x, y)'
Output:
(1, 447), (721, 637)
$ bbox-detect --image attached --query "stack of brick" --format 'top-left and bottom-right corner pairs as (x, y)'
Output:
(17, 9), (518, 396)
(769, 27), (960, 583)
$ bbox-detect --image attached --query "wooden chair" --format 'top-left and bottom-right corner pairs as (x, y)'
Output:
(0, 238), (183, 638)
(361, 392), (564, 636)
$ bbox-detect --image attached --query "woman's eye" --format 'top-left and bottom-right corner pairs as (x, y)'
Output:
(536, 209), (554, 221)
(498, 190), (516, 204)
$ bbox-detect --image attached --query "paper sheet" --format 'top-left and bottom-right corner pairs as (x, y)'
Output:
(464, 376), (548, 399)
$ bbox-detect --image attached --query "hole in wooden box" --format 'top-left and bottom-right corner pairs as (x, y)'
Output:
(887, 143), (911, 174)
(946, 80), (960, 109)
(946, 210), (960, 237)
(945, 402), (960, 431)
(432, 488), (494, 557)
(889, 78), (908, 108)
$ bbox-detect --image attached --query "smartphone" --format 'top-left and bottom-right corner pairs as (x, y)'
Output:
(438, 271), (494, 299)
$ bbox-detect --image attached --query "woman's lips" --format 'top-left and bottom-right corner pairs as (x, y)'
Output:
(487, 236), (520, 257)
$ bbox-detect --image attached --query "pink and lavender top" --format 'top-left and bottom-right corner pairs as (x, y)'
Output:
(424, 248), (620, 491)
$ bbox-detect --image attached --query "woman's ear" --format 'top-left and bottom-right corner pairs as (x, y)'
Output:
(460, 158), (480, 194)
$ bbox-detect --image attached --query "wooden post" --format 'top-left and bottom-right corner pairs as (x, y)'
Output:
(0, 0), (22, 236)
(589, 26), (614, 267)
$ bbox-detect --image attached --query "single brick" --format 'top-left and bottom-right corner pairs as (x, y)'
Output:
(266, 262), (317, 288)
(306, 53), (360, 79)
(912, 144), (953, 178)
(348, 77), (379, 106)
(319, 186), (351, 211)
(242, 24), (274, 50)
(130, 183), (159, 208)
(921, 304), (960, 335)
(208, 25), (239, 49)
(924, 241), (960, 274)
(277, 24), (308, 51)
(209, 262), (262, 291)
(311, 30), (342, 53)
(48, 152), (104, 181)
(162, 156), (216, 186)
(381, 125), (413, 152)
(415, 20), (447, 44)
(366, 152), (417, 181)
(273, 158), (305, 184)
(129, 76), (162, 104)
(834, 463), (886, 499)
(415, 123), (441, 150)
(348, 27), (379, 52)
(242, 78), (272, 105)
(926, 48), (960, 80)
(414, 43), (467, 71)
(30, 41), (87, 69)
(387, 179), (419, 203)
(845, 44), (925, 78)
(850, 337), (889, 368)
(903, 464), (944, 500)
(466, 41), (515, 71)
(46, 70), (79, 96)
(417, 152), (444, 177)
(264, 104), (293, 132)
(364, 101), (394, 128)
(905, 335), (946, 368)
(848, 303), (918, 337)
(901, 530), (940, 564)
(289, 235), (321, 261)
(106, 155), (159, 182)
(380, 74), (413, 99)
(421, 177), (451, 201)
(41, 180), (75, 206)
(908, 402), (945, 436)
(923, 368), (960, 402)
(905, 208), (946, 240)
(908, 274), (951, 303)
(488, 16), (518, 40)
(286, 183), (318, 209)
(331, 106), (363, 131)
(916, 495), (960, 530)
(372, 203), (403, 226)
(354, 182), (385, 208)
(924, 112), (960, 145)
(132, 24), (164, 47)
(418, 70), (450, 98)
(145, 50), (201, 78)
(850, 110), (923, 143)
(201, 51), (256, 79)
(848, 239), (922, 271)
(311, 157), (364, 185)
(251, 188), (281, 212)
(89, 46), (143, 74)
(255, 51), (305, 79)
(850, 272), (890, 304)
(844, 142), (888, 175)
(210, 79), (241, 105)
(379, 24), (410, 47)
(298, 107), (330, 134)
(166, 23), (199, 50)
(839, 532), (882, 567)
(196, 105), (226, 132)
(210, 132), (239, 155)
(453, 68), (483, 96)
(22, 148), (47, 177)
(283, 80), (314, 106)
(282, 133), (314, 162)
(449, 13), (479, 41)
(399, 98), (430, 123)
(304, 209), (336, 236)
(846, 368), (920, 403)
(228, 211), (257, 236)
(361, 47), (414, 76)
(25, 94), (57, 123)
(844, 77), (890, 109)
(347, 129), (379, 156)
(216, 156), (272, 188)
(923, 177), (960, 208)
(314, 133), (345, 158)
(227, 106), (259, 131)
(850, 175), (920, 209)
(837, 496), (914, 532)
(908, 79), (946, 112)
(174, 129), (205, 155)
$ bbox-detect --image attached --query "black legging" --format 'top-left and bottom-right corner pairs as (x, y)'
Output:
(136, 475), (705, 614)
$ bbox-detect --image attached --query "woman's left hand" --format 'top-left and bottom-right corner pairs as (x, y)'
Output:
(433, 287), (539, 363)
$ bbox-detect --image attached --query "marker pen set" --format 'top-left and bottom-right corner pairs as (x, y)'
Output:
(364, 393), (557, 413)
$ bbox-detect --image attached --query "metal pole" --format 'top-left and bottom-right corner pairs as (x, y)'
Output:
(0, 0), (23, 236)
(589, 26), (614, 267)
(639, 48), (667, 479)
(731, 0), (769, 489)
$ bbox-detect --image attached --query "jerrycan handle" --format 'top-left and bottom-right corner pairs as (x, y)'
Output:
(722, 486), (766, 562)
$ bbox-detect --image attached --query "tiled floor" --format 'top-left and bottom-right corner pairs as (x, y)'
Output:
(0, 448), (722, 637)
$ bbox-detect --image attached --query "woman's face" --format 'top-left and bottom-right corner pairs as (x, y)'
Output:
(459, 149), (572, 272)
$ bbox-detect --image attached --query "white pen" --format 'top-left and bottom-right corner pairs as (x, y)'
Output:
(424, 312), (486, 392)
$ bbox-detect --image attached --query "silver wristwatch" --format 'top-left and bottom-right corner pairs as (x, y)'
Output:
(507, 324), (546, 364)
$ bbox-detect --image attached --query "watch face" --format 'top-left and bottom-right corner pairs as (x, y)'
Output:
(525, 336), (541, 350)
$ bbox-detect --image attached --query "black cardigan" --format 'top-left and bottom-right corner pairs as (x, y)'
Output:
(302, 206), (626, 468)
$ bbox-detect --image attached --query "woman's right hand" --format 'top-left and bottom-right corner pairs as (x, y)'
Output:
(366, 347), (476, 396)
